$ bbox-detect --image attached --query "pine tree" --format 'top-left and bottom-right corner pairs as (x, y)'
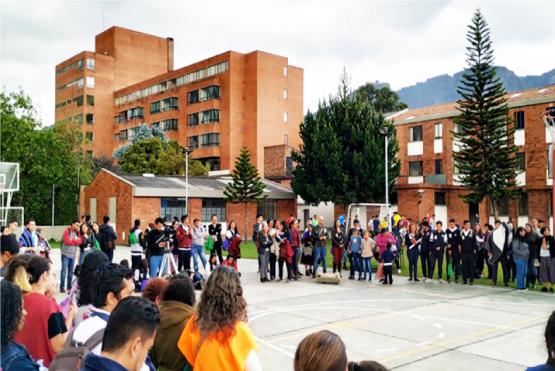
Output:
(223, 147), (266, 235)
(453, 9), (517, 219)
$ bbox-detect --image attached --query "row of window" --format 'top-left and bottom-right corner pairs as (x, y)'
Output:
(151, 97), (179, 113)
(188, 133), (220, 148)
(187, 85), (220, 104)
(55, 95), (94, 109)
(62, 113), (94, 125)
(114, 61), (229, 106)
(153, 119), (178, 131)
(432, 192), (530, 216)
(56, 76), (94, 92)
(56, 57), (95, 75)
(188, 109), (220, 126)
(114, 107), (144, 123)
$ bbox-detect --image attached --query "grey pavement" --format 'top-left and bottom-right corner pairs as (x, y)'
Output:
(50, 247), (553, 371)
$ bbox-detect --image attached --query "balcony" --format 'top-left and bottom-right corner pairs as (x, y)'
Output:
(425, 174), (447, 185)
(407, 141), (423, 156)
(397, 174), (446, 186)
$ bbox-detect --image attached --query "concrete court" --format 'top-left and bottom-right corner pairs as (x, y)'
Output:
(51, 247), (553, 371)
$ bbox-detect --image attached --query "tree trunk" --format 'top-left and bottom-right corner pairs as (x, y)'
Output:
(490, 196), (499, 220)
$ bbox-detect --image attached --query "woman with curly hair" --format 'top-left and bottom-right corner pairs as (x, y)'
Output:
(0, 280), (40, 370)
(73, 250), (109, 327)
(177, 266), (261, 371)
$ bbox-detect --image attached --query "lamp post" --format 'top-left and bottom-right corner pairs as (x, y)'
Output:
(184, 147), (194, 214)
(379, 126), (390, 232)
(544, 110), (555, 229)
(417, 188), (424, 222)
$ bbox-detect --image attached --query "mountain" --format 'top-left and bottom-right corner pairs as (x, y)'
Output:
(397, 67), (555, 108)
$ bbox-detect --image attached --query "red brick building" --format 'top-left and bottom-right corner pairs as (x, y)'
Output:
(55, 26), (303, 183)
(83, 169), (296, 243)
(392, 85), (555, 227)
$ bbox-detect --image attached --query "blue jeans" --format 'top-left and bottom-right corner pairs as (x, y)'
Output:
(362, 257), (372, 280)
(149, 254), (164, 278)
(312, 246), (327, 274)
(60, 254), (75, 291)
(192, 244), (207, 273)
(350, 252), (362, 277)
(515, 258), (528, 289)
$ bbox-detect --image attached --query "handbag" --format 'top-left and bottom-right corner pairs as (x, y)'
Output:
(376, 263), (384, 280)
(223, 238), (230, 251)
(205, 235), (214, 251)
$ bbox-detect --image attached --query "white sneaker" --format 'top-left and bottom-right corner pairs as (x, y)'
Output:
(397, 269), (401, 274)
(439, 279), (444, 283)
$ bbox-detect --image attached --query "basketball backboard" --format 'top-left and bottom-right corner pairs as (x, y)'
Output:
(0, 162), (19, 192)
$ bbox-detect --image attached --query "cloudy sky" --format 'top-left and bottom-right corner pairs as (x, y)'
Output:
(1, 0), (554, 126)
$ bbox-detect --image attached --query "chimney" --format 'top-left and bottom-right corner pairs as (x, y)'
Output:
(167, 37), (174, 71)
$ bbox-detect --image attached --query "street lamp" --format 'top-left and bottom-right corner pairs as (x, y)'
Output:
(378, 126), (390, 232)
(184, 147), (194, 214)
(543, 109), (555, 229)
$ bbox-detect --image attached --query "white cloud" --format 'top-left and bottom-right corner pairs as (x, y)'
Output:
(1, 0), (554, 126)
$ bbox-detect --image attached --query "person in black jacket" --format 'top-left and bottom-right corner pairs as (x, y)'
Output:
(405, 223), (421, 282)
(429, 221), (447, 282)
(331, 220), (345, 276)
(460, 220), (477, 285)
(419, 221), (431, 282)
(208, 215), (223, 266)
(99, 216), (117, 262)
(446, 219), (462, 283)
(257, 223), (272, 282)
(147, 218), (169, 278)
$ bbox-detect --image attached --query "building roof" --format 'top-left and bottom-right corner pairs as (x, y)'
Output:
(391, 84), (555, 125)
(102, 169), (295, 199)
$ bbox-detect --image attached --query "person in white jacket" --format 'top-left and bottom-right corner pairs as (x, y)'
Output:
(191, 219), (208, 274)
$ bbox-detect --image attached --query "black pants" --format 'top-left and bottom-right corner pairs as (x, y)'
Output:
(462, 253), (475, 283)
(507, 255), (517, 282)
(177, 249), (191, 271)
(384, 265), (393, 284)
(103, 248), (114, 262)
(420, 250), (430, 278)
(278, 257), (292, 280)
(429, 248), (444, 279)
(526, 252), (537, 286)
(131, 255), (142, 272)
(491, 256), (509, 286)
(446, 252), (461, 281)
(211, 242), (224, 264)
(476, 249), (486, 277)
(269, 253), (277, 279)
(408, 248), (419, 279)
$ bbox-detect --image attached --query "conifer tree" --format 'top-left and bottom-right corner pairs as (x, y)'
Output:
(452, 9), (517, 218)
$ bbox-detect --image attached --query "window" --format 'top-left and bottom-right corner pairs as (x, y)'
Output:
(86, 113), (94, 124)
(114, 112), (126, 124)
(188, 136), (199, 148)
(114, 133), (120, 141)
(161, 97), (179, 111)
(283, 112), (288, 123)
(127, 107), (143, 120)
(257, 199), (277, 220)
(409, 126), (423, 142)
(200, 157), (220, 171)
(86, 58), (95, 70)
(199, 86), (220, 102)
(161, 198), (187, 220)
(435, 123), (443, 139)
(56, 59), (83, 75)
(409, 161), (423, 176)
(187, 90), (199, 104)
(283, 89), (288, 99)
(286, 157), (293, 177)
(56, 77), (84, 91)
(129, 127), (139, 140)
(86, 76), (95, 88)
(202, 199), (226, 223)
(201, 109), (219, 124)
(85, 132), (94, 142)
(188, 113), (199, 126)
(120, 130), (128, 141)
(518, 193), (528, 216)
(435, 159), (443, 175)
(515, 111), (525, 130)
(453, 123), (461, 134)
(284, 134), (288, 145)
(161, 119), (178, 131)
(283, 66), (288, 76)
(75, 95), (84, 107)
(434, 192), (446, 205)
(86, 95), (94, 106)
(151, 101), (160, 114)
(516, 152), (526, 172)
(200, 133), (220, 147)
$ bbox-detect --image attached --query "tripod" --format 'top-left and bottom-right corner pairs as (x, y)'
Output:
(158, 249), (179, 277)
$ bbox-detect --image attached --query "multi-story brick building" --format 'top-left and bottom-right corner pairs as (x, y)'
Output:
(55, 26), (303, 182)
(392, 85), (555, 227)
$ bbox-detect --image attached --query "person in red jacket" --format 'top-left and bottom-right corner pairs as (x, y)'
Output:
(60, 220), (82, 293)
(226, 221), (242, 269)
(175, 215), (193, 272)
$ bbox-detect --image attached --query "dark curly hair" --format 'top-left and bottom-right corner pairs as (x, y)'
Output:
(77, 251), (109, 306)
(1, 280), (24, 347)
(196, 266), (247, 341)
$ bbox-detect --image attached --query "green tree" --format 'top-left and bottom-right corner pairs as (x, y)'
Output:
(118, 137), (208, 176)
(292, 70), (400, 207)
(113, 123), (167, 159)
(224, 147), (266, 235)
(0, 90), (88, 224)
(355, 82), (408, 113)
(452, 9), (517, 218)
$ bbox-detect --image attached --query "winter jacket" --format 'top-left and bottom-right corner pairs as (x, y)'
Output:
(446, 227), (461, 256)
(61, 227), (82, 258)
(0, 341), (40, 371)
(257, 232), (273, 253)
(376, 232), (397, 257)
(430, 230), (447, 251)
(312, 225), (328, 247)
(511, 238), (530, 260)
(176, 224), (192, 249)
(332, 229), (345, 247)
(151, 300), (195, 371)
(192, 226), (205, 246)
(290, 228), (301, 248)
(460, 229), (477, 255)
(98, 224), (117, 253)
(147, 229), (168, 256)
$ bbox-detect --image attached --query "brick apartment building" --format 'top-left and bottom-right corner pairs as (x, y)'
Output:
(84, 169), (296, 244)
(392, 85), (555, 227)
(55, 26), (303, 183)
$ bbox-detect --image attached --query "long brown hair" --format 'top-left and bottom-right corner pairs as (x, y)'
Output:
(196, 266), (247, 341)
(294, 330), (347, 371)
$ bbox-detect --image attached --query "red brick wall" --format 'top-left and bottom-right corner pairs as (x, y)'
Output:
(226, 202), (258, 237)
(277, 199), (297, 221)
(188, 198), (202, 223)
(132, 197), (160, 230)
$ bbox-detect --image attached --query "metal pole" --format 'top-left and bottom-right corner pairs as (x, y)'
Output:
(385, 130), (390, 232)
(185, 150), (189, 214)
(52, 184), (55, 226)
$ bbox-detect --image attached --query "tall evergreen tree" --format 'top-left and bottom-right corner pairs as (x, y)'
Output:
(223, 147), (266, 235)
(453, 9), (517, 218)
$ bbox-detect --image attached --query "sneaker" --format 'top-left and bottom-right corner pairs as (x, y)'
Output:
(382, 281), (388, 285)
(285, 279), (290, 283)
(447, 279), (451, 284)
(438, 279), (444, 283)
(414, 278), (420, 282)
(408, 278), (413, 281)
(541, 287), (548, 292)
(349, 276), (354, 280)
(397, 269), (402, 274)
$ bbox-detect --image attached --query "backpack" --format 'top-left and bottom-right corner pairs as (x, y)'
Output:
(49, 328), (105, 371)
(222, 238), (230, 251)
(99, 227), (114, 250)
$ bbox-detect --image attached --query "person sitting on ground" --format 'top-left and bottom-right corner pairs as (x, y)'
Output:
(81, 296), (160, 371)
(294, 330), (347, 371)
(348, 360), (388, 371)
(0, 234), (20, 276)
(223, 255), (239, 271)
(526, 310), (555, 371)
(2, 254), (33, 293)
(74, 251), (109, 327)
(151, 274), (196, 371)
(0, 280), (41, 371)
(178, 266), (261, 370)
(15, 256), (75, 367)
(141, 277), (169, 308)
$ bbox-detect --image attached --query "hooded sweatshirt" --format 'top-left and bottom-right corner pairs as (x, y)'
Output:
(151, 300), (195, 371)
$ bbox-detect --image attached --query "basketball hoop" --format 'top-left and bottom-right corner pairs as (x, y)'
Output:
(544, 108), (555, 137)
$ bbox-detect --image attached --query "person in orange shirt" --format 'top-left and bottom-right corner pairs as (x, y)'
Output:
(177, 266), (261, 371)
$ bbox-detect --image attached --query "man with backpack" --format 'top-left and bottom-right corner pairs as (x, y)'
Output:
(129, 219), (144, 279)
(99, 216), (117, 262)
